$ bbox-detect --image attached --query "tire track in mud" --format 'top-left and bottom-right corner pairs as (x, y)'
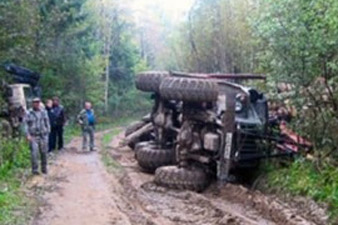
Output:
(30, 129), (327, 225)
(108, 131), (260, 225)
(108, 130), (327, 225)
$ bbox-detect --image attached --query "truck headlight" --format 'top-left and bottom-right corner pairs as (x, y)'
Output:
(235, 101), (243, 112)
(235, 93), (247, 112)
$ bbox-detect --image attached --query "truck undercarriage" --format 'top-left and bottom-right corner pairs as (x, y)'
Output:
(124, 71), (312, 191)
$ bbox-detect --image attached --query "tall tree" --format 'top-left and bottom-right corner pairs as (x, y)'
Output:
(165, 0), (258, 73)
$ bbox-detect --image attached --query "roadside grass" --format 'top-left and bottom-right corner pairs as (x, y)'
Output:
(64, 125), (81, 144)
(64, 115), (139, 144)
(101, 128), (122, 171)
(263, 160), (338, 223)
(99, 116), (139, 172)
(0, 139), (34, 225)
(96, 116), (141, 131)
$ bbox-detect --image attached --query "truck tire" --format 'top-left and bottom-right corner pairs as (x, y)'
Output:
(127, 132), (153, 150)
(134, 141), (155, 153)
(154, 166), (210, 192)
(125, 120), (147, 137)
(160, 77), (219, 102)
(135, 71), (169, 93)
(136, 145), (174, 172)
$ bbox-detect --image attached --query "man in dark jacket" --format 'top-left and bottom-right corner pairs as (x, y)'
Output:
(45, 99), (55, 152)
(50, 97), (66, 151)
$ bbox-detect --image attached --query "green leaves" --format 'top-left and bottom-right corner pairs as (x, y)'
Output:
(267, 160), (338, 220)
(167, 0), (258, 73)
(0, 139), (32, 225)
(252, 0), (338, 151)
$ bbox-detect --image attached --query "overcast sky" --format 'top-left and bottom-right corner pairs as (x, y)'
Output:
(130, 0), (195, 24)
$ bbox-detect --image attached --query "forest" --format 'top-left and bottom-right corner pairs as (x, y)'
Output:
(0, 0), (337, 224)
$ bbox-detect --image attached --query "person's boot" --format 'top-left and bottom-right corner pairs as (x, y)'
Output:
(32, 171), (40, 175)
(41, 168), (48, 174)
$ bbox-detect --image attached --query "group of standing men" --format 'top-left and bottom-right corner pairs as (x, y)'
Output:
(24, 97), (96, 175)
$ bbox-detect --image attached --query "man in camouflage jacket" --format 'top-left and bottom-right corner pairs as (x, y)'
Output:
(24, 98), (50, 175)
(77, 101), (96, 151)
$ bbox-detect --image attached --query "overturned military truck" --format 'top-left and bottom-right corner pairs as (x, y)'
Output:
(0, 64), (41, 137)
(124, 71), (312, 192)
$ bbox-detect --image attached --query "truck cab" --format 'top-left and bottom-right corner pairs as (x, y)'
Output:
(7, 84), (33, 111)
(0, 64), (41, 137)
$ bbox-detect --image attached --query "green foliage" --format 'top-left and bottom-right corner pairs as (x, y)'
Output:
(266, 160), (338, 221)
(0, 0), (104, 114)
(248, 0), (338, 219)
(0, 139), (32, 225)
(0, 139), (30, 176)
(252, 0), (338, 84)
(167, 0), (258, 73)
(108, 88), (152, 117)
(63, 124), (81, 144)
(0, 185), (30, 225)
(0, 0), (149, 118)
(252, 0), (338, 155)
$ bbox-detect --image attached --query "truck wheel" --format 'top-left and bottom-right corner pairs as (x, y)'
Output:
(134, 141), (155, 153)
(160, 77), (219, 102)
(154, 165), (210, 192)
(135, 71), (169, 93)
(127, 132), (153, 150)
(125, 120), (147, 137)
(125, 123), (153, 150)
(136, 145), (174, 173)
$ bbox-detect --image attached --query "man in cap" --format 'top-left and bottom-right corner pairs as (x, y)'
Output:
(24, 98), (50, 175)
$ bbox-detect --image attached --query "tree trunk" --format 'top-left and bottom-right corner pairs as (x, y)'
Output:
(104, 36), (111, 114)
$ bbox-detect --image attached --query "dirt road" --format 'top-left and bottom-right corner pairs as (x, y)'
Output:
(30, 129), (327, 225)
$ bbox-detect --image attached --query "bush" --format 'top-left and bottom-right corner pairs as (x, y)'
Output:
(252, 0), (338, 157)
(0, 138), (30, 177)
(266, 160), (338, 221)
(0, 138), (31, 225)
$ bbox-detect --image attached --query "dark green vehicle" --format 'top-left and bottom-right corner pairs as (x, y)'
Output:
(126, 71), (309, 191)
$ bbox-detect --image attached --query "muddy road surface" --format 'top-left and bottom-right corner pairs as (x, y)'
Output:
(31, 129), (327, 225)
